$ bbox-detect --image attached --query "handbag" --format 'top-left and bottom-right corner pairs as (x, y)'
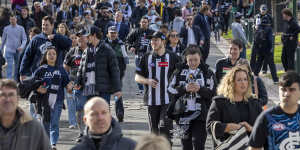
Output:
(211, 121), (249, 150)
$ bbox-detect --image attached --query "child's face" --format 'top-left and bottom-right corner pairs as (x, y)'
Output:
(46, 49), (57, 65)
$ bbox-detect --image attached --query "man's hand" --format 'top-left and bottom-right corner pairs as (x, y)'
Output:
(48, 34), (55, 40)
(17, 47), (22, 52)
(129, 47), (136, 53)
(73, 84), (81, 90)
(37, 85), (47, 94)
(113, 91), (122, 99)
(200, 40), (204, 46)
(290, 36), (294, 40)
(147, 79), (158, 88)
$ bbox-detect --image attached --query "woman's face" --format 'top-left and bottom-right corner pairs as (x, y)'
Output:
(46, 49), (57, 65)
(169, 31), (179, 44)
(58, 24), (66, 35)
(186, 53), (201, 70)
(234, 71), (249, 96)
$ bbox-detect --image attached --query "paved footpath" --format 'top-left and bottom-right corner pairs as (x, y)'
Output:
(19, 37), (280, 150)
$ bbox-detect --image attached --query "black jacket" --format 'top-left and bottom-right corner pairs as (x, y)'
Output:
(206, 96), (262, 144)
(167, 62), (216, 122)
(193, 12), (211, 40)
(282, 17), (300, 45)
(215, 57), (239, 84)
(71, 118), (136, 150)
(17, 16), (35, 36)
(77, 42), (121, 93)
(126, 28), (154, 55)
(179, 25), (205, 49)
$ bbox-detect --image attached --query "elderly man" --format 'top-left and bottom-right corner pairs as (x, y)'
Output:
(0, 79), (50, 150)
(71, 97), (136, 150)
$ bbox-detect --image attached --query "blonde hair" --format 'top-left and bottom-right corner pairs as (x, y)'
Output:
(134, 134), (171, 150)
(217, 66), (253, 102)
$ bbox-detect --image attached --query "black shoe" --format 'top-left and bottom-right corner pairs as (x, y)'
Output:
(262, 71), (267, 74)
(75, 134), (83, 143)
(117, 116), (124, 122)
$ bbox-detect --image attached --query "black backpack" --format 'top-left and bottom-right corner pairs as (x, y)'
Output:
(254, 28), (268, 48)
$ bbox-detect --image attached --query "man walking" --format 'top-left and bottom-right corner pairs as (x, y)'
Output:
(281, 8), (300, 71)
(135, 31), (181, 143)
(0, 12), (27, 80)
(0, 79), (50, 150)
(71, 97), (136, 150)
(249, 71), (300, 149)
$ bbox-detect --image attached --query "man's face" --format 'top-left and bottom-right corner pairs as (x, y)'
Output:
(151, 38), (163, 51)
(21, 8), (28, 18)
(73, 16), (80, 24)
(0, 87), (18, 115)
(42, 20), (54, 35)
(282, 13), (288, 21)
(186, 16), (193, 26)
(9, 16), (17, 26)
(229, 44), (241, 60)
(84, 102), (112, 134)
(115, 12), (123, 22)
(140, 19), (149, 29)
(78, 35), (88, 48)
(108, 31), (118, 40)
(34, 4), (41, 12)
(279, 83), (300, 106)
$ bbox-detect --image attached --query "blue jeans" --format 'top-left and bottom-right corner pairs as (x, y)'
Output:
(5, 51), (19, 80)
(66, 90), (76, 126)
(73, 89), (87, 111)
(43, 101), (63, 145)
(135, 57), (144, 91)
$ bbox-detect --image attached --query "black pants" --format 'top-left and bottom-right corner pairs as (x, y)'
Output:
(182, 120), (207, 150)
(222, 13), (230, 34)
(148, 105), (173, 142)
(282, 42), (297, 71)
(254, 51), (278, 82)
(202, 40), (210, 63)
(250, 47), (258, 72)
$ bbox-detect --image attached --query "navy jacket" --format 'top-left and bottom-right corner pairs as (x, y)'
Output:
(179, 25), (205, 49)
(20, 33), (72, 76)
(193, 12), (211, 40)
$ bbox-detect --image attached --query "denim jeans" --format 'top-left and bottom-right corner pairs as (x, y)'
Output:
(43, 101), (63, 145)
(66, 90), (76, 126)
(73, 89), (87, 111)
(135, 57), (144, 91)
(4, 51), (19, 80)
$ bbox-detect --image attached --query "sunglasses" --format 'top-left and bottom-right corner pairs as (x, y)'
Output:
(170, 34), (178, 38)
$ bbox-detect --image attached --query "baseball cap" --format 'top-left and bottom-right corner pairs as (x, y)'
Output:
(76, 29), (89, 36)
(147, 31), (166, 40)
(108, 26), (117, 32)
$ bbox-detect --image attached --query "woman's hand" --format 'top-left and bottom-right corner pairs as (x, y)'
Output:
(239, 122), (253, 132)
(224, 123), (242, 133)
(37, 85), (47, 94)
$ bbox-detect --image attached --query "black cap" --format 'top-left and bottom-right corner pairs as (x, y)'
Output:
(147, 31), (166, 40)
(88, 26), (101, 35)
(108, 26), (117, 32)
(76, 29), (89, 36)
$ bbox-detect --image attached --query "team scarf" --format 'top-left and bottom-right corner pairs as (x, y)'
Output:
(83, 46), (96, 96)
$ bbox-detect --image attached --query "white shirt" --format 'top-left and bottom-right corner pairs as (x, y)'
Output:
(187, 27), (196, 46)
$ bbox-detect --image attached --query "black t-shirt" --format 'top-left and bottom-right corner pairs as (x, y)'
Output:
(249, 105), (300, 150)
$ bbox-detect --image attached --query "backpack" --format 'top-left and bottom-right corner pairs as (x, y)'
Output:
(254, 28), (268, 49)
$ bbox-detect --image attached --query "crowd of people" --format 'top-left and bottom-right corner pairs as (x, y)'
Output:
(1, 0), (300, 150)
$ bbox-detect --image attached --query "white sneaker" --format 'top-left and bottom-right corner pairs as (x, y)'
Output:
(51, 145), (57, 150)
(69, 125), (76, 129)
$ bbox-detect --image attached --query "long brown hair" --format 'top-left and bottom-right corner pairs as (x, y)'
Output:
(40, 46), (57, 66)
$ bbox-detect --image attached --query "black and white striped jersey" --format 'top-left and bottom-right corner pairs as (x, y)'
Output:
(136, 50), (181, 106)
